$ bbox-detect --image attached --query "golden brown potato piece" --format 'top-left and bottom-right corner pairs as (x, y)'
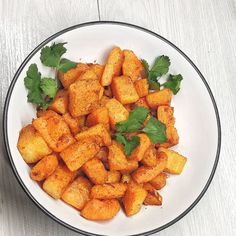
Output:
(17, 125), (52, 163)
(81, 199), (120, 221)
(149, 173), (167, 190)
(141, 146), (157, 167)
(32, 114), (75, 152)
(61, 176), (92, 210)
(48, 90), (68, 115)
(123, 181), (147, 216)
(83, 158), (108, 184)
(77, 69), (98, 81)
(89, 64), (104, 80)
(144, 192), (162, 206)
(120, 160), (139, 174)
(58, 63), (90, 89)
(159, 126), (179, 148)
(30, 154), (58, 181)
(105, 98), (129, 130)
(111, 76), (139, 105)
(101, 47), (124, 86)
(121, 174), (131, 184)
(42, 164), (76, 199)
(146, 89), (172, 109)
(86, 107), (110, 130)
(96, 147), (108, 163)
(75, 124), (111, 147)
(90, 183), (127, 199)
(106, 171), (121, 184)
(134, 79), (149, 97)
(122, 49), (144, 81)
(132, 152), (168, 183)
(60, 139), (100, 171)
(63, 113), (80, 135)
(157, 106), (175, 127)
(108, 141), (128, 170)
(158, 147), (187, 174)
(134, 97), (149, 109)
(36, 110), (60, 119)
(130, 134), (151, 161)
(69, 79), (103, 117)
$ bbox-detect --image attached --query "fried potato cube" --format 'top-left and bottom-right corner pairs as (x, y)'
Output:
(111, 76), (139, 105)
(63, 113), (80, 135)
(123, 181), (147, 216)
(90, 183), (127, 199)
(121, 174), (131, 184)
(96, 147), (108, 162)
(144, 192), (162, 206)
(141, 146), (157, 167)
(69, 79), (103, 117)
(48, 90), (68, 115)
(77, 69), (98, 81)
(81, 199), (120, 221)
(149, 173), (167, 190)
(134, 97), (149, 109)
(83, 158), (108, 184)
(146, 89), (172, 109)
(60, 139), (100, 171)
(159, 126), (179, 148)
(130, 134), (151, 161)
(108, 141), (128, 170)
(36, 110), (60, 119)
(105, 98), (129, 129)
(75, 124), (111, 146)
(89, 64), (104, 80)
(17, 125), (52, 163)
(86, 107), (110, 130)
(30, 154), (58, 181)
(106, 171), (121, 184)
(157, 106), (175, 127)
(58, 63), (90, 89)
(158, 148), (187, 174)
(134, 79), (149, 97)
(120, 160), (139, 174)
(100, 96), (110, 107)
(132, 152), (168, 183)
(122, 49), (144, 81)
(42, 165), (76, 199)
(61, 176), (92, 210)
(32, 115), (75, 152)
(101, 47), (124, 86)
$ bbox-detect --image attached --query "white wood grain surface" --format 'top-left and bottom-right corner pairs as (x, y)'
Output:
(0, 0), (235, 235)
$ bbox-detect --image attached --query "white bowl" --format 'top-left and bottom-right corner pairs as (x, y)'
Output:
(3, 22), (221, 236)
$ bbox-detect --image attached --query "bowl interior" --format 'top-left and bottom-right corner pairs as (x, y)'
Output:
(4, 23), (220, 236)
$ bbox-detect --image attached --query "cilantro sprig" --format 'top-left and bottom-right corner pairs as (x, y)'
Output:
(162, 74), (183, 95)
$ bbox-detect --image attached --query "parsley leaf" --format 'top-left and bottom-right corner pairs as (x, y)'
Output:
(143, 117), (167, 144)
(115, 133), (140, 156)
(162, 74), (183, 95)
(116, 107), (150, 133)
(58, 58), (77, 73)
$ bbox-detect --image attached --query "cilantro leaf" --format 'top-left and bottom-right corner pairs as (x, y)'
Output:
(162, 74), (183, 95)
(150, 55), (170, 77)
(141, 59), (149, 75)
(58, 58), (77, 73)
(116, 107), (150, 133)
(40, 78), (57, 98)
(115, 133), (140, 156)
(143, 117), (167, 144)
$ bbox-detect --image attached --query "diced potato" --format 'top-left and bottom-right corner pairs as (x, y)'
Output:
(132, 152), (168, 183)
(122, 49), (144, 81)
(106, 171), (121, 184)
(111, 76), (139, 104)
(36, 110), (60, 119)
(108, 141), (128, 170)
(69, 79), (103, 117)
(120, 160), (139, 174)
(123, 181), (147, 216)
(159, 126), (179, 148)
(61, 176), (92, 210)
(60, 139), (100, 171)
(90, 183), (127, 199)
(30, 154), (58, 181)
(141, 146), (157, 167)
(130, 134), (151, 161)
(105, 98), (129, 130)
(77, 69), (98, 81)
(63, 113), (80, 135)
(157, 106), (175, 127)
(17, 125), (52, 163)
(144, 192), (162, 206)
(99, 96), (110, 107)
(42, 164), (76, 199)
(146, 89), (172, 109)
(96, 147), (108, 163)
(81, 199), (120, 221)
(134, 79), (149, 97)
(32, 115), (75, 152)
(48, 90), (68, 115)
(75, 124), (111, 146)
(83, 158), (108, 184)
(149, 173), (167, 190)
(101, 47), (124, 86)
(77, 116), (86, 129)
(58, 63), (90, 89)
(158, 148), (187, 174)
(89, 64), (104, 80)
(121, 174), (131, 184)
(134, 97), (149, 109)
(86, 107), (110, 130)
(143, 182), (156, 192)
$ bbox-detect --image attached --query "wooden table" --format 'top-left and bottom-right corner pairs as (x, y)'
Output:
(0, 0), (235, 235)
